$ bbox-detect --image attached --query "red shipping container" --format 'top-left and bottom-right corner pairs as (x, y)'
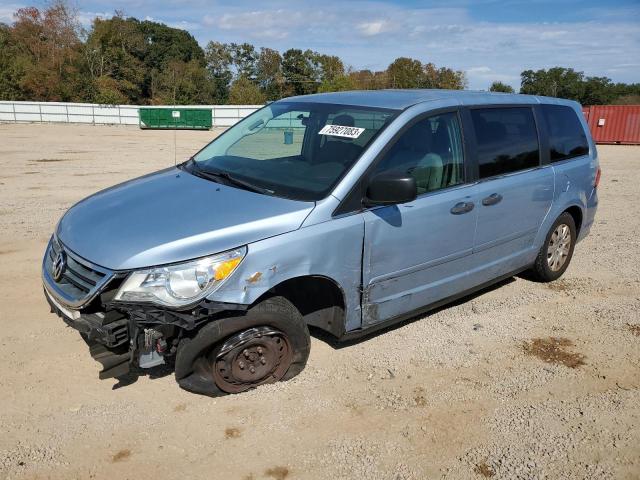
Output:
(582, 105), (640, 145)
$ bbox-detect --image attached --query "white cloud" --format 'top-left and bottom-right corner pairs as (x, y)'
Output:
(357, 20), (391, 37)
(204, 9), (308, 39)
(166, 20), (201, 31)
(467, 66), (492, 74)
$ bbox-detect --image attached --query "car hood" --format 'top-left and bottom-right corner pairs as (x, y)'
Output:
(56, 167), (315, 270)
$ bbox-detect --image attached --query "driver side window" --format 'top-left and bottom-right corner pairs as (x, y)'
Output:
(373, 112), (465, 195)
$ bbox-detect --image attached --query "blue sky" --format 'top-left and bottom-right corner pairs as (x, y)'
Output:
(1, 0), (639, 89)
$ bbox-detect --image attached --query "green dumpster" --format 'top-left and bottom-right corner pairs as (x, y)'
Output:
(139, 108), (212, 130)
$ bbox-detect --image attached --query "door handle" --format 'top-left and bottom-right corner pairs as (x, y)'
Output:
(450, 201), (475, 215)
(482, 193), (503, 206)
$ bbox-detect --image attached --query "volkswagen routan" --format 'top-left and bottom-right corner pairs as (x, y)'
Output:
(42, 90), (599, 396)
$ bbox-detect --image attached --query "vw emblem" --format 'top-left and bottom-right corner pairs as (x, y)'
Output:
(52, 250), (67, 282)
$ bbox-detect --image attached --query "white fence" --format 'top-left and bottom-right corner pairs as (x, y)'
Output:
(0, 101), (262, 127)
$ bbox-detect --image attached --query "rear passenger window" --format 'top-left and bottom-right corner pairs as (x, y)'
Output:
(471, 107), (540, 179)
(541, 105), (589, 162)
(373, 112), (465, 195)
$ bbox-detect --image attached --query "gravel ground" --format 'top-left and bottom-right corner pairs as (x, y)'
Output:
(0, 123), (638, 480)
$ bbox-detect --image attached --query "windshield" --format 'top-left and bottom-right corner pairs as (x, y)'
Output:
(190, 102), (399, 201)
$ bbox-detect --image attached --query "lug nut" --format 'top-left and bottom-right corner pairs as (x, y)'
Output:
(238, 361), (245, 369)
(249, 366), (256, 374)
(257, 347), (263, 354)
(243, 349), (250, 358)
(260, 357), (266, 365)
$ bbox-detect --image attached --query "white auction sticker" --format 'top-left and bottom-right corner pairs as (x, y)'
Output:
(319, 124), (365, 139)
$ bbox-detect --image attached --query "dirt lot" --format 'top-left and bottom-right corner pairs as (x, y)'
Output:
(0, 123), (638, 480)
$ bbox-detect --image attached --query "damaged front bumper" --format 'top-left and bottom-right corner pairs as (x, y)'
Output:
(44, 286), (132, 378)
(42, 236), (251, 382)
(45, 287), (129, 347)
(44, 282), (249, 381)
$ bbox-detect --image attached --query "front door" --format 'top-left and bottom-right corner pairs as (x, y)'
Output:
(362, 110), (479, 325)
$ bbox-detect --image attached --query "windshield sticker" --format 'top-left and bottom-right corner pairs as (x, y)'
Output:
(319, 124), (365, 139)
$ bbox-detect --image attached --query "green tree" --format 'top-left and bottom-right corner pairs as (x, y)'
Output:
(520, 67), (585, 101)
(83, 14), (147, 103)
(423, 62), (467, 89)
(84, 15), (208, 104)
(137, 19), (205, 100)
(610, 82), (640, 100)
(313, 53), (344, 83)
(387, 57), (423, 88)
(519, 67), (640, 104)
(348, 69), (387, 90)
(318, 74), (355, 93)
(489, 81), (515, 93)
(93, 75), (128, 104)
(613, 94), (640, 105)
(204, 41), (233, 103)
(151, 59), (215, 105)
(0, 24), (24, 99)
(256, 47), (284, 100)
(138, 20), (204, 72)
(282, 48), (317, 95)
(9, 1), (84, 101)
(229, 42), (258, 79)
(581, 76), (615, 105)
(228, 76), (266, 104)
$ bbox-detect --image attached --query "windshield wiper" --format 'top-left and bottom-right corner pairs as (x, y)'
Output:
(190, 162), (274, 195)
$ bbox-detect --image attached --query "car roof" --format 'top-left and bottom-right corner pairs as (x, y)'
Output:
(281, 89), (580, 110)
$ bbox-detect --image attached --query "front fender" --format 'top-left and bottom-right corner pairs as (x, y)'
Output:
(209, 213), (365, 332)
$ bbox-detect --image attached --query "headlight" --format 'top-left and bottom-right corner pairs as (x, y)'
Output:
(114, 247), (246, 307)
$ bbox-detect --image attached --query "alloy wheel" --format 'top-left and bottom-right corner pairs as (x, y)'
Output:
(547, 223), (572, 271)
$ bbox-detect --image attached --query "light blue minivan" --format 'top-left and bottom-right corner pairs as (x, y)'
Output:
(42, 90), (600, 396)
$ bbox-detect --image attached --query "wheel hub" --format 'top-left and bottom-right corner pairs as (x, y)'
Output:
(547, 223), (572, 272)
(211, 326), (292, 393)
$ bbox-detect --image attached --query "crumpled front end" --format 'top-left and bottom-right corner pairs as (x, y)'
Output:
(42, 236), (245, 380)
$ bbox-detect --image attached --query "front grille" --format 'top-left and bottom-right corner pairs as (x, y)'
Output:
(43, 238), (114, 308)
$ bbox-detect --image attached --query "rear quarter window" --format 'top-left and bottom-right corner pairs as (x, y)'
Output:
(541, 105), (589, 162)
(471, 107), (540, 179)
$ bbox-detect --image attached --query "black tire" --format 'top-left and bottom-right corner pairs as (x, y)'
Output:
(174, 296), (310, 396)
(530, 212), (577, 282)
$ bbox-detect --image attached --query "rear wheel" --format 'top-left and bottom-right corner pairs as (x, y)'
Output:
(530, 212), (576, 282)
(175, 296), (310, 396)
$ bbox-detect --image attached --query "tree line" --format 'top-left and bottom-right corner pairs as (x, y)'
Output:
(489, 69), (640, 105)
(0, 2), (638, 106)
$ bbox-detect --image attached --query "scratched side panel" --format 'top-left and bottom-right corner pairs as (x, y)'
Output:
(209, 213), (366, 332)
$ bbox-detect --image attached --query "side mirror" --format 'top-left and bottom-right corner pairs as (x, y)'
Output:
(364, 172), (417, 207)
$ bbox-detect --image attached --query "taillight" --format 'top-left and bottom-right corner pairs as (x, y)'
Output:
(594, 167), (601, 188)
